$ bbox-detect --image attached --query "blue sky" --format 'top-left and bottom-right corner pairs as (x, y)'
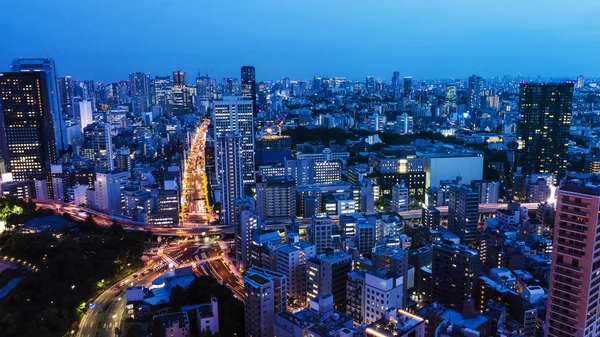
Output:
(2, 0), (599, 82)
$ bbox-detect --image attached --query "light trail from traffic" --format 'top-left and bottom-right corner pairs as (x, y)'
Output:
(180, 119), (213, 225)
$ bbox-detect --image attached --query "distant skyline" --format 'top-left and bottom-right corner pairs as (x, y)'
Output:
(3, 0), (600, 82)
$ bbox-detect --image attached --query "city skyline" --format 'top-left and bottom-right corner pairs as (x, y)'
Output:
(3, 0), (600, 82)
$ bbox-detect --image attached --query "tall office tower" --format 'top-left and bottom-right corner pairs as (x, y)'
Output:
(544, 182), (600, 337)
(241, 66), (258, 116)
(307, 214), (333, 255)
(129, 72), (150, 114)
(11, 58), (67, 151)
(196, 74), (213, 100)
(516, 82), (574, 180)
(448, 184), (479, 244)
(306, 252), (352, 311)
(58, 75), (74, 104)
(217, 132), (244, 225)
(73, 97), (94, 132)
(85, 171), (129, 215)
(422, 205), (441, 231)
(577, 75), (585, 89)
(372, 246), (410, 308)
(235, 197), (257, 269)
(432, 241), (479, 312)
(86, 123), (113, 173)
(391, 182), (409, 212)
(152, 75), (172, 111)
(446, 83), (457, 106)
(467, 74), (483, 111)
(212, 97), (255, 185)
(403, 76), (413, 99)
(222, 77), (235, 96)
(365, 76), (376, 95)
(273, 241), (316, 305)
(172, 70), (186, 86)
(392, 71), (401, 98)
(0, 72), (57, 181)
(83, 80), (95, 100)
(244, 267), (287, 337)
(256, 176), (296, 220)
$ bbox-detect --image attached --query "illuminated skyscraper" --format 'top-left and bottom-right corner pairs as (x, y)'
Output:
(545, 182), (600, 337)
(151, 75), (172, 112)
(11, 58), (67, 152)
(241, 66), (257, 116)
(0, 71), (57, 182)
(212, 97), (255, 185)
(172, 70), (186, 86)
(516, 82), (573, 180)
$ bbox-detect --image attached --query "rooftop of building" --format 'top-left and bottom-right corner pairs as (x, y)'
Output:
(365, 309), (424, 337)
(439, 309), (489, 330)
(415, 143), (483, 158)
(154, 311), (189, 328)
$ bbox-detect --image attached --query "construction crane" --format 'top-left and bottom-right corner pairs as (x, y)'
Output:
(276, 114), (288, 136)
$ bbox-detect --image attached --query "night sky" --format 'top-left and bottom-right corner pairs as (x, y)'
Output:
(2, 0), (599, 82)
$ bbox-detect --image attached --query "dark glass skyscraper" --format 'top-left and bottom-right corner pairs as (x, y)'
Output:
(172, 70), (186, 86)
(516, 82), (574, 179)
(403, 76), (413, 99)
(11, 58), (67, 152)
(0, 72), (57, 181)
(241, 66), (257, 116)
(391, 71), (400, 98)
(467, 74), (483, 111)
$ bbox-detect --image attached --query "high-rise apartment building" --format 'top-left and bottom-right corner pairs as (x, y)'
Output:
(516, 82), (573, 180)
(244, 267), (287, 337)
(273, 241), (316, 306)
(256, 175), (296, 220)
(432, 241), (479, 312)
(545, 182), (600, 337)
(0, 71), (57, 181)
(212, 97), (255, 185)
(152, 75), (172, 111)
(240, 66), (257, 116)
(85, 123), (113, 173)
(307, 214), (333, 255)
(448, 184), (479, 243)
(422, 205), (441, 231)
(11, 58), (67, 152)
(234, 197), (256, 269)
(467, 74), (483, 111)
(217, 132), (244, 226)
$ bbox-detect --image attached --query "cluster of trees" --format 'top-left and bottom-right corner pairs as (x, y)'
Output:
(0, 197), (46, 231)
(158, 276), (244, 337)
(0, 216), (149, 337)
